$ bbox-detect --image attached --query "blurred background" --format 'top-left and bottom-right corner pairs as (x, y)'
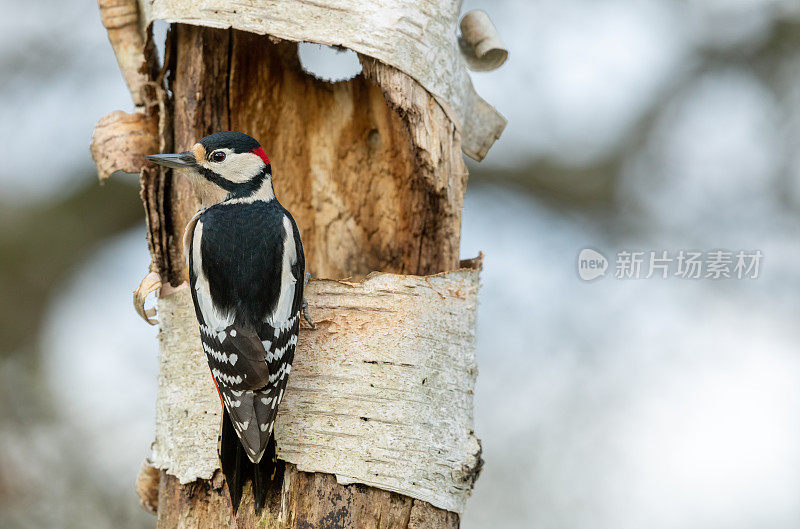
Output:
(1, 0), (800, 527)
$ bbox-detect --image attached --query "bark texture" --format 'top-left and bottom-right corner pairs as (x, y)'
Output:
(141, 24), (471, 528)
(156, 470), (459, 529)
(150, 269), (481, 513)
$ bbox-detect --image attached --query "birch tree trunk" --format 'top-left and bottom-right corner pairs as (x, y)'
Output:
(141, 24), (469, 528)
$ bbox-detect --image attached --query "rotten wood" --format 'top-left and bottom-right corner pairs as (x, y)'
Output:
(229, 32), (467, 278)
(156, 469), (459, 529)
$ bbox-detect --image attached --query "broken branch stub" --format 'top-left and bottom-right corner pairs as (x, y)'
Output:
(150, 265), (482, 513)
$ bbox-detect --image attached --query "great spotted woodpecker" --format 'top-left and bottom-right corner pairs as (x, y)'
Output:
(148, 131), (309, 514)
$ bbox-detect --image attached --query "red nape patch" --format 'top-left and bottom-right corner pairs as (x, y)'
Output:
(252, 147), (270, 165)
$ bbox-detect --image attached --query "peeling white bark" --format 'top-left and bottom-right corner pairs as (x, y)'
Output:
(150, 268), (482, 513)
(136, 0), (506, 160)
(150, 283), (222, 483)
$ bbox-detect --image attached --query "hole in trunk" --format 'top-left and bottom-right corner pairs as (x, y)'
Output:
(297, 42), (362, 82)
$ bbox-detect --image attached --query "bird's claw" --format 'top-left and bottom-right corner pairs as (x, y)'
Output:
(302, 298), (316, 329)
(302, 273), (315, 328)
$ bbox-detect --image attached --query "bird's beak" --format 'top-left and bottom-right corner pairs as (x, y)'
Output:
(146, 151), (197, 169)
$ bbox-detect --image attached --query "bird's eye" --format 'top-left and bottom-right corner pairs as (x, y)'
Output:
(210, 151), (226, 163)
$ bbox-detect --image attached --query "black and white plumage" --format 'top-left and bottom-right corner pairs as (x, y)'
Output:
(147, 131), (306, 514)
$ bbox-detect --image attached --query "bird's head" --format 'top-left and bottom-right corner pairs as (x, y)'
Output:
(147, 131), (273, 206)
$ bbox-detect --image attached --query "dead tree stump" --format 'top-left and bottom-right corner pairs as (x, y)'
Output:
(148, 25), (466, 528)
(92, 1), (507, 526)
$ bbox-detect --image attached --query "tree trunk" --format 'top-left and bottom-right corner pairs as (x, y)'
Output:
(140, 24), (468, 528)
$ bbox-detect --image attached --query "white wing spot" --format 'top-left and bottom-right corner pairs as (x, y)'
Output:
(230, 329), (237, 337)
(269, 362), (291, 383)
(203, 343), (229, 364)
(261, 397), (272, 405)
(229, 353), (238, 366)
(267, 335), (298, 362)
(212, 368), (243, 386)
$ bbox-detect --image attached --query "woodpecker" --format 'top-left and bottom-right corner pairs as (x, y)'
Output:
(147, 131), (308, 514)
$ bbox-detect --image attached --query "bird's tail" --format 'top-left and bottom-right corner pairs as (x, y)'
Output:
(219, 408), (281, 514)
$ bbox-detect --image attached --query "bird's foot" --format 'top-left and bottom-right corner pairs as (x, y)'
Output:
(302, 273), (315, 328)
(302, 298), (316, 329)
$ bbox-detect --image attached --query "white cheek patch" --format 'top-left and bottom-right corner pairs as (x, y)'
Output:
(201, 149), (265, 184)
(221, 152), (267, 183)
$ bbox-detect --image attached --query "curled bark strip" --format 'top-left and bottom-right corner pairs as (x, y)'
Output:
(136, 459), (160, 514)
(90, 110), (158, 182)
(133, 270), (162, 325)
(459, 10), (509, 72)
(98, 0), (150, 105)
